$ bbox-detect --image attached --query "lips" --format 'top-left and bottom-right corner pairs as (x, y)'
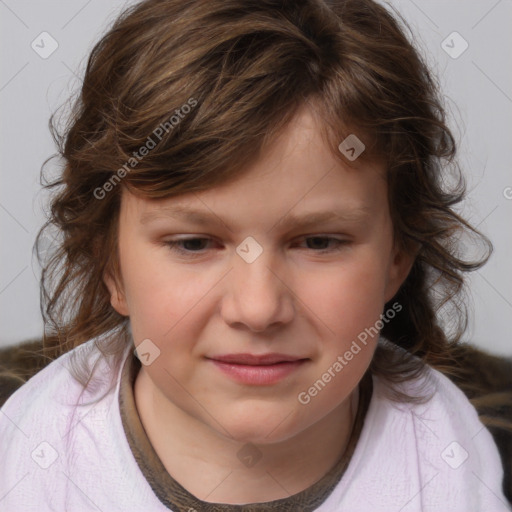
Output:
(207, 353), (309, 385)
(209, 353), (305, 365)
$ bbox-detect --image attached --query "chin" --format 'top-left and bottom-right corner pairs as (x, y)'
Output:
(213, 406), (303, 446)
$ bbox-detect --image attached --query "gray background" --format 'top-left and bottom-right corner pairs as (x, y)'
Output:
(0, 0), (511, 355)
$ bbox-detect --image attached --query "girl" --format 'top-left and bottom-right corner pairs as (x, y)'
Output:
(1, 0), (510, 510)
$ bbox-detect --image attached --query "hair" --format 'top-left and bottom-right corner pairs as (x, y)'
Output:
(38, 0), (496, 406)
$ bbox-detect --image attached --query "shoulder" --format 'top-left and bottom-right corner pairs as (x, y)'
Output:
(367, 348), (502, 449)
(360, 364), (495, 467)
(0, 337), (119, 446)
(0, 337), (130, 510)
(399, 365), (510, 509)
(395, 364), (500, 456)
(325, 362), (511, 511)
(0, 337), (116, 421)
(381, 365), (509, 509)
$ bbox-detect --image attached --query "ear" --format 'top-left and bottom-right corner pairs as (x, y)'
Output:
(103, 271), (130, 316)
(383, 242), (417, 303)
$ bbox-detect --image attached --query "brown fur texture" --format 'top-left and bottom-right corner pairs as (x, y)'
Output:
(1, 339), (510, 502)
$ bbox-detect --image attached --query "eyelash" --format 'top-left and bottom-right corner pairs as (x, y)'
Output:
(163, 236), (350, 257)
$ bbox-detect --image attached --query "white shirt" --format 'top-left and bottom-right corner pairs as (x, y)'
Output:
(0, 337), (510, 511)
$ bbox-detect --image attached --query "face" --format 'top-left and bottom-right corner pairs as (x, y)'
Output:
(106, 106), (413, 444)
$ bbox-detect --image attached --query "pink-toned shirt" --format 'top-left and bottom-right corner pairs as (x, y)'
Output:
(0, 338), (510, 511)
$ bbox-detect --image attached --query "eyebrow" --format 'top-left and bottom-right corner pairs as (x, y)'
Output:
(139, 205), (372, 231)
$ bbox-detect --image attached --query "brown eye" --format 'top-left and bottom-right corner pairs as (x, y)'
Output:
(297, 236), (350, 253)
(164, 237), (214, 256)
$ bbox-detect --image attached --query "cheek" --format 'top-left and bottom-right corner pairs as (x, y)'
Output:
(293, 262), (386, 422)
(297, 256), (389, 342)
(121, 248), (220, 348)
(126, 278), (192, 337)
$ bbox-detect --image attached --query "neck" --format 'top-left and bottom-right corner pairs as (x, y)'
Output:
(134, 368), (359, 505)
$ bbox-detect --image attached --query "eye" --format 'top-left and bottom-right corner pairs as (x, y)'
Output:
(164, 237), (214, 257)
(295, 236), (350, 253)
(163, 235), (350, 258)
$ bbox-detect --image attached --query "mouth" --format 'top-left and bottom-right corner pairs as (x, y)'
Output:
(207, 353), (310, 385)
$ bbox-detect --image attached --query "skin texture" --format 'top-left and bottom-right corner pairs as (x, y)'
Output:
(105, 105), (414, 504)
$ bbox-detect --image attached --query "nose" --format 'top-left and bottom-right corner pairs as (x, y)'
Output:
(220, 249), (295, 333)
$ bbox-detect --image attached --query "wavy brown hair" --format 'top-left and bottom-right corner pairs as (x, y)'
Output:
(38, 0), (495, 405)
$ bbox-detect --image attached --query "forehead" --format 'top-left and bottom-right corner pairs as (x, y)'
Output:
(121, 107), (388, 229)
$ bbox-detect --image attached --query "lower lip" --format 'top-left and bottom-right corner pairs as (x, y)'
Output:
(210, 360), (307, 385)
